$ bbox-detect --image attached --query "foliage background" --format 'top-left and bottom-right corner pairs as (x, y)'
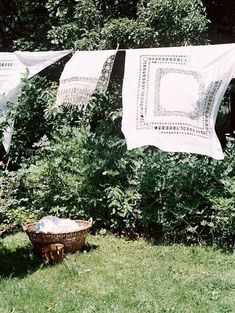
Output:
(0, 0), (234, 248)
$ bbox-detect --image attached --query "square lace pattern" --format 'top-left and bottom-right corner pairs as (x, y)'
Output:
(136, 54), (222, 138)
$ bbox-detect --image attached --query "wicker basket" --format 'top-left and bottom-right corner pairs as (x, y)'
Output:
(26, 219), (92, 257)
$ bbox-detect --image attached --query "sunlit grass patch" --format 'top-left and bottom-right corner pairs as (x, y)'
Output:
(0, 232), (234, 313)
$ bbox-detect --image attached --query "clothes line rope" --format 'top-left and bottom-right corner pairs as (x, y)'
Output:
(2, 44), (235, 160)
(72, 42), (235, 53)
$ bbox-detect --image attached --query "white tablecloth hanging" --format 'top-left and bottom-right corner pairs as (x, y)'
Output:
(122, 44), (235, 159)
(56, 49), (117, 110)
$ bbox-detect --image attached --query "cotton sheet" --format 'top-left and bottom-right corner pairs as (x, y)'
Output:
(0, 50), (72, 152)
(56, 50), (117, 109)
(122, 44), (235, 159)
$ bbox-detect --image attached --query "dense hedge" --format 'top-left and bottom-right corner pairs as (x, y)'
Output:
(0, 81), (234, 247)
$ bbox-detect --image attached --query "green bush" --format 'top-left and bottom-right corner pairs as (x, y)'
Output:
(138, 0), (208, 46)
(1, 87), (234, 247)
(46, 0), (208, 50)
(138, 142), (235, 247)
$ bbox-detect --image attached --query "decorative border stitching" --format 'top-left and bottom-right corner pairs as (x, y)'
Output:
(154, 68), (205, 119)
(137, 54), (190, 129)
(136, 54), (222, 138)
(57, 54), (116, 108)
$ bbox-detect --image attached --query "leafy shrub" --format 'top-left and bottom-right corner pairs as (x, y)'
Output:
(0, 89), (142, 230)
(46, 0), (208, 50)
(1, 86), (234, 247)
(99, 18), (158, 49)
(138, 142), (235, 247)
(138, 0), (208, 46)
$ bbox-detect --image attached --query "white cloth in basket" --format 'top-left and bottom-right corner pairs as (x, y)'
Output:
(35, 216), (83, 233)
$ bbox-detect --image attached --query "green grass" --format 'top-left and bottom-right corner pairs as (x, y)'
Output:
(0, 233), (235, 313)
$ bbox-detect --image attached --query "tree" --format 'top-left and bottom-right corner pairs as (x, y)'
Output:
(45, 0), (208, 50)
(0, 0), (51, 51)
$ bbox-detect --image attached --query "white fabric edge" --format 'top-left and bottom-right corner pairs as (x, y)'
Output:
(122, 133), (224, 160)
(1, 49), (73, 153)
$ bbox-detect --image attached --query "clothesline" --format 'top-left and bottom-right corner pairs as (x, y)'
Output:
(59, 43), (235, 160)
(69, 42), (235, 53)
(1, 44), (235, 160)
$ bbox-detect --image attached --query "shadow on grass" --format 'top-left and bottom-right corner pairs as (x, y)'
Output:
(0, 243), (41, 280)
(80, 242), (99, 253)
(0, 240), (99, 279)
(146, 237), (234, 254)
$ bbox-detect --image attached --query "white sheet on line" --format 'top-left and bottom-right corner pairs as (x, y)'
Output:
(122, 44), (235, 159)
(56, 50), (117, 109)
(0, 50), (72, 152)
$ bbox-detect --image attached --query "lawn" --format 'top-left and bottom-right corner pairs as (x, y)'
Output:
(0, 232), (235, 313)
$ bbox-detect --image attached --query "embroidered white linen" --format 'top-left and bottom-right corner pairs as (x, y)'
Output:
(56, 50), (116, 109)
(0, 50), (72, 152)
(122, 44), (235, 159)
(0, 52), (23, 114)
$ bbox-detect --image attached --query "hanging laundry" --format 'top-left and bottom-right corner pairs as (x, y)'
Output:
(0, 50), (72, 152)
(56, 50), (117, 109)
(122, 44), (235, 160)
(14, 50), (72, 79)
(0, 52), (23, 114)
